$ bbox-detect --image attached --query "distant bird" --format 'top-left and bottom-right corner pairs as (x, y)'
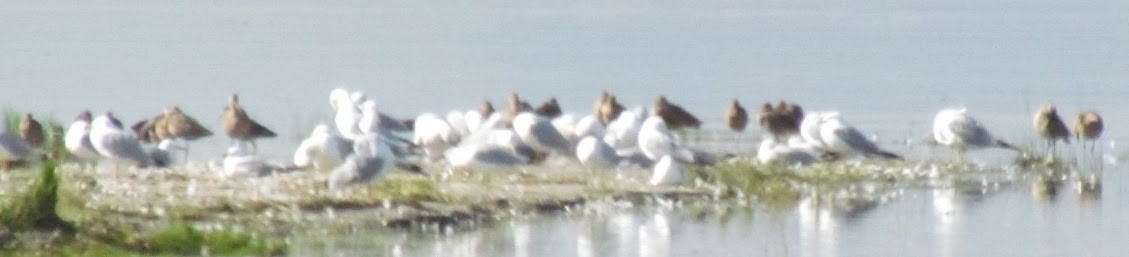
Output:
(413, 113), (461, 160)
(1073, 110), (1104, 152)
(799, 111), (834, 148)
(593, 91), (610, 122)
(758, 101), (804, 140)
(0, 116), (34, 170)
(18, 113), (44, 149)
(550, 114), (580, 143)
(725, 100), (749, 132)
(649, 155), (686, 186)
(602, 108), (644, 150)
(479, 100), (496, 117)
(222, 94), (277, 152)
(160, 106), (212, 161)
(223, 144), (294, 177)
(512, 112), (574, 155)
(504, 93), (533, 127)
(817, 113), (901, 160)
(130, 112), (168, 144)
(576, 136), (618, 169)
(330, 88), (363, 138)
(148, 139), (186, 168)
(444, 142), (534, 170)
(356, 100), (413, 151)
(89, 112), (152, 168)
(652, 95), (701, 130)
(596, 91), (626, 125)
(637, 116), (697, 163)
(573, 115), (605, 140)
(162, 106), (212, 142)
(293, 124), (351, 171)
(1032, 105), (1070, 150)
(533, 97), (563, 118)
(64, 111), (100, 165)
(757, 137), (818, 166)
(778, 101), (804, 125)
(445, 128), (540, 169)
(446, 111), (471, 138)
(932, 108), (1019, 157)
(327, 135), (395, 189)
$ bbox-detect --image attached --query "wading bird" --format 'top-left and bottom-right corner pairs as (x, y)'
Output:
(222, 94), (277, 153)
(1032, 104), (1070, 151)
(1073, 110), (1104, 153)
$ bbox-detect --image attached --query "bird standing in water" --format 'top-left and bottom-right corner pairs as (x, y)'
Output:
(1032, 104), (1070, 153)
(1073, 110), (1104, 153)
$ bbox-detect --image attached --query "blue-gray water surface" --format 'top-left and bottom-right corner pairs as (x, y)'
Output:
(4, 1), (1129, 256)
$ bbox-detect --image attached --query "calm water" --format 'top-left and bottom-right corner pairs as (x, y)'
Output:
(4, 1), (1129, 256)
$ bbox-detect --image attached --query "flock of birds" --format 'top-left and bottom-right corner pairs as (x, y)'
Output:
(0, 88), (1108, 189)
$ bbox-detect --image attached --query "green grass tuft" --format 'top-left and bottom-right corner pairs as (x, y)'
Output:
(149, 222), (285, 256)
(363, 177), (447, 202)
(0, 161), (72, 231)
(707, 161), (803, 208)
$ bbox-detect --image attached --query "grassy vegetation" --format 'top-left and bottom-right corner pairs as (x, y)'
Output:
(147, 222), (284, 256)
(363, 176), (447, 202)
(703, 158), (919, 210)
(0, 158), (286, 255)
(0, 161), (71, 231)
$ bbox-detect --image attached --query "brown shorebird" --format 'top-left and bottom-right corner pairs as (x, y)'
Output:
(161, 106), (213, 161)
(596, 91), (625, 125)
(533, 97), (563, 118)
(758, 100), (804, 140)
(778, 100), (804, 125)
(163, 106), (212, 141)
(223, 94), (277, 152)
(652, 95), (701, 130)
(593, 91), (610, 121)
(1032, 104), (1070, 151)
(504, 92), (532, 127)
(18, 113), (44, 149)
(131, 112), (168, 144)
(1073, 110), (1103, 153)
(725, 99), (749, 132)
(479, 100), (496, 116)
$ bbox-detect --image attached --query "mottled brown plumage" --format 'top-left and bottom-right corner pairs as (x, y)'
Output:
(504, 93), (532, 127)
(596, 92), (626, 125)
(652, 95), (701, 130)
(479, 100), (496, 116)
(131, 113), (166, 144)
(757, 101), (804, 140)
(1033, 105), (1070, 146)
(533, 97), (563, 118)
(1073, 110), (1103, 141)
(779, 100), (804, 124)
(593, 91), (610, 120)
(223, 94), (277, 143)
(163, 106), (213, 141)
(725, 100), (748, 132)
(18, 113), (44, 148)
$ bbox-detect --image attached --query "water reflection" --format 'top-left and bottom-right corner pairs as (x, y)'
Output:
(797, 197), (838, 257)
(931, 183), (993, 257)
